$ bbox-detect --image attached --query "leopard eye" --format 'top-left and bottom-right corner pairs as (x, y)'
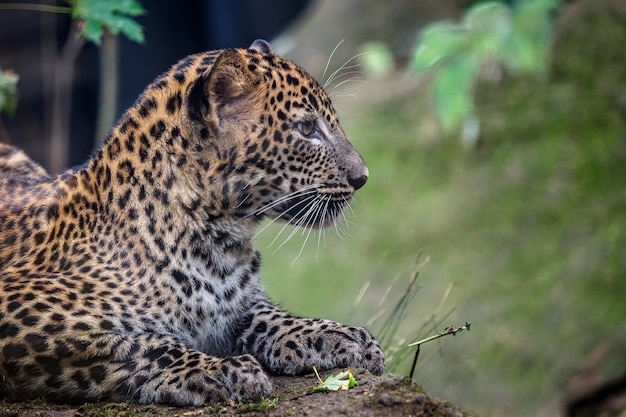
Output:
(297, 120), (317, 138)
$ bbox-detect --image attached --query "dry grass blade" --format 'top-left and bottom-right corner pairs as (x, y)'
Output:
(376, 255), (429, 352)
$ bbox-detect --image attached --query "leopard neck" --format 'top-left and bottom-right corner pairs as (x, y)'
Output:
(74, 109), (258, 272)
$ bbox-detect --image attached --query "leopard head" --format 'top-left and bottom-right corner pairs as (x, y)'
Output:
(174, 40), (368, 229)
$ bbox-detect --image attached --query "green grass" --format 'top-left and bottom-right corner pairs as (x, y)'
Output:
(245, 396), (279, 412)
(256, 13), (626, 414)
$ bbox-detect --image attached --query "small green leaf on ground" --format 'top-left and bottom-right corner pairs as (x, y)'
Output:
(312, 366), (358, 392)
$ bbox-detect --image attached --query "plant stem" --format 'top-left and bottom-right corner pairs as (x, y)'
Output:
(40, 3), (57, 169)
(377, 255), (429, 349)
(49, 19), (85, 173)
(312, 366), (324, 385)
(408, 322), (471, 347)
(408, 322), (471, 379)
(95, 30), (119, 146)
(0, 4), (71, 14)
(0, 117), (10, 143)
(409, 345), (420, 380)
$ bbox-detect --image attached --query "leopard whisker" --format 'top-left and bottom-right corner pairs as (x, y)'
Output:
(252, 200), (312, 240)
(267, 194), (319, 249)
(291, 200), (323, 265)
(338, 215), (355, 240)
(233, 178), (259, 210)
(333, 197), (357, 240)
(315, 198), (333, 260)
(330, 76), (365, 92)
(340, 197), (366, 233)
(324, 53), (368, 89)
(341, 195), (357, 217)
(254, 185), (320, 215)
(300, 197), (326, 236)
(247, 184), (322, 218)
(274, 197), (323, 254)
(256, 193), (317, 242)
(322, 39), (346, 86)
(331, 207), (344, 238)
(327, 70), (363, 87)
(252, 189), (319, 239)
(316, 199), (331, 253)
(253, 213), (284, 240)
(327, 68), (363, 84)
(235, 190), (252, 209)
(341, 202), (353, 230)
(328, 92), (359, 100)
(318, 197), (331, 229)
(313, 199), (330, 252)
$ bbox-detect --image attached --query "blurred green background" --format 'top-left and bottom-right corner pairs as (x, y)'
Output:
(257, 1), (626, 416)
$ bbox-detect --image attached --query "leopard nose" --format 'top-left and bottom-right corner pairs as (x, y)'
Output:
(348, 173), (368, 190)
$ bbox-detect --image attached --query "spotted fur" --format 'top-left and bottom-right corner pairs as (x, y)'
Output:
(0, 39), (383, 406)
(0, 143), (47, 177)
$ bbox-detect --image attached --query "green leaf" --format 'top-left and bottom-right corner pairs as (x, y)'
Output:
(516, 0), (560, 18)
(504, 33), (544, 74)
(0, 69), (19, 115)
(409, 0), (559, 141)
(509, 0), (558, 74)
(411, 22), (466, 72)
(465, 2), (512, 61)
(465, 2), (511, 35)
(82, 17), (103, 43)
(312, 367), (358, 392)
(70, 0), (146, 44)
(432, 54), (478, 133)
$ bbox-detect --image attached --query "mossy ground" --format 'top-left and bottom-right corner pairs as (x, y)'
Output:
(0, 371), (469, 417)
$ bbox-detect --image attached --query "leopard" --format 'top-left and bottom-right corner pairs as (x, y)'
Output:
(0, 39), (383, 406)
(0, 143), (48, 177)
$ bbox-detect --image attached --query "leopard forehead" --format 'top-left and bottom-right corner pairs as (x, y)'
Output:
(144, 47), (339, 126)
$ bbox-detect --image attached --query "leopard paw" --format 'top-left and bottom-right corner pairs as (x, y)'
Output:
(137, 354), (272, 406)
(264, 324), (384, 376)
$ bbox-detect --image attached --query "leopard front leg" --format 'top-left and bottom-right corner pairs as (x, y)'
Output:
(117, 334), (272, 406)
(3, 332), (271, 406)
(236, 299), (384, 376)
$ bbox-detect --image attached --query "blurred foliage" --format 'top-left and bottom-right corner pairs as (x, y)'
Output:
(69, 0), (146, 44)
(284, 0), (460, 78)
(552, 0), (626, 115)
(0, 1), (145, 46)
(359, 41), (394, 77)
(410, 0), (560, 145)
(0, 69), (19, 116)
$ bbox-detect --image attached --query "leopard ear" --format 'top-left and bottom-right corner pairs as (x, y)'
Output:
(249, 39), (274, 55)
(186, 49), (262, 132)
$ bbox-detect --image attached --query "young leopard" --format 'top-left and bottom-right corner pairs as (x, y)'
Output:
(0, 39), (383, 406)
